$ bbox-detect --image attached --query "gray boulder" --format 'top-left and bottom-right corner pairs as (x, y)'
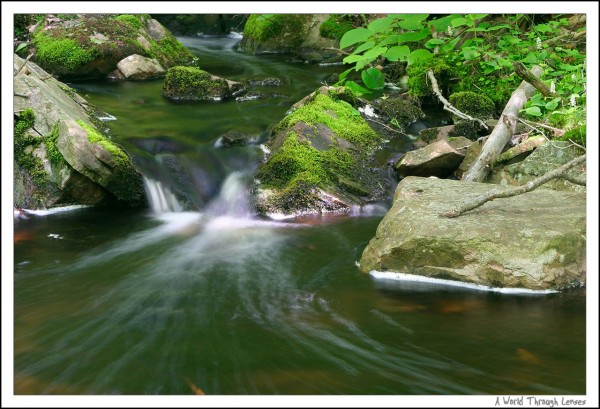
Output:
(360, 177), (586, 291)
(13, 54), (145, 209)
(115, 54), (166, 80)
(395, 137), (473, 178)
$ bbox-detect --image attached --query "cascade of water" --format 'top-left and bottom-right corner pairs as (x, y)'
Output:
(143, 177), (183, 214)
(205, 171), (252, 218)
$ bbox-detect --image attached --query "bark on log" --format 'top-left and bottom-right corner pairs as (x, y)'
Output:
(442, 153), (586, 218)
(462, 65), (543, 182)
(492, 135), (546, 166)
(513, 62), (558, 97)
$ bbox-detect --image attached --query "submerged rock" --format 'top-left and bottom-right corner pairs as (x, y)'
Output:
(28, 14), (195, 80)
(360, 177), (586, 291)
(253, 87), (384, 216)
(13, 54), (145, 209)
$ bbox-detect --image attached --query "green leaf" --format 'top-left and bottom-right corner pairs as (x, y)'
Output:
(424, 38), (445, 49)
(462, 46), (480, 60)
(428, 14), (461, 32)
(338, 68), (354, 82)
(345, 80), (372, 96)
(363, 46), (387, 60)
(559, 63), (578, 71)
(397, 29), (430, 43)
(487, 24), (511, 31)
(352, 41), (376, 55)
(398, 14), (428, 31)
(523, 106), (543, 116)
(384, 45), (410, 62)
(368, 16), (396, 33)
(343, 54), (370, 64)
(451, 17), (468, 28)
(340, 28), (373, 49)
(361, 67), (385, 90)
(375, 35), (399, 47)
(407, 49), (432, 66)
(465, 27), (487, 32)
(545, 99), (560, 111)
(469, 13), (488, 20)
(524, 52), (538, 64)
(534, 24), (552, 33)
(15, 43), (27, 53)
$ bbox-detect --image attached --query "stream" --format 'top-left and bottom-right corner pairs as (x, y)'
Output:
(13, 35), (585, 395)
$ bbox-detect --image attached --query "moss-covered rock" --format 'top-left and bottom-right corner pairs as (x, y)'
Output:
(254, 89), (383, 216)
(29, 14), (195, 80)
(240, 14), (340, 62)
(13, 53), (145, 209)
(407, 56), (453, 97)
(374, 96), (425, 133)
(162, 66), (245, 101)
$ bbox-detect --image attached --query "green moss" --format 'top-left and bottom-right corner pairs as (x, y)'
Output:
(162, 66), (228, 100)
(44, 124), (67, 166)
(276, 93), (379, 150)
(417, 127), (440, 144)
(319, 15), (354, 40)
(14, 109), (50, 187)
(449, 91), (495, 121)
(34, 35), (97, 76)
(557, 124), (586, 146)
(152, 36), (195, 67)
(114, 14), (143, 29)
(407, 57), (452, 97)
(243, 14), (309, 48)
(77, 120), (129, 165)
(448, 120), (480, 141)
(378, 98), (425, 130)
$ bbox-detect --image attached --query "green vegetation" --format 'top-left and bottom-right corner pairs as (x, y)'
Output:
(377, 97), (425, 130)
(335, 14), (586, 137)
(448, 91), (496, 120)
(14, 109), (48, 186)
(77, 120), (129, 164)
(34, 36), (97, 76)
(44, 124), (67, 166)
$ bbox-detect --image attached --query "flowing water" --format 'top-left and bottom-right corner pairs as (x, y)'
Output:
(13, 35), (586, 395)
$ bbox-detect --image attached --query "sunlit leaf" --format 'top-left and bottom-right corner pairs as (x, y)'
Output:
(451, 17), (468, 28)
(352, 41), (376, 55)
(397, 29), (430, 43)
(340, 28), (373, 49)
(361, 67), (385, 90)
(397, 14), (429, 31)
(462, 46), (480, 60)
(345, 80), (372, 96)
(523, 106), (542, 116)
(363, 46), (387, 60)
(428, 14), (461, 32)
(407, 49), (432, 66)
(368, 16), (396, 33)
(338, 68), (354, 82)
(384, 45), (410, 61)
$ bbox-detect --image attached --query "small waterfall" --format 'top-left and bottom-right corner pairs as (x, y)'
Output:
(205, 171), (252, 218)
(143, 177), (183, 214)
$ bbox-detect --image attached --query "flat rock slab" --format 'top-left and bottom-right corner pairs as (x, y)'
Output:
(360, 176), (586, 291)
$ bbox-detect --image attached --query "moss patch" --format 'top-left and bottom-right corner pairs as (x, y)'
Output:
(14, 109), (49, 187)
(449, 91), (496, 121)
(44, 123), (67, 166)
(407, 57), (453, 97)
(114, 14), (143, 29)
(557, 124), (586, 146)
(77, 120), (129, 165)
(319, 14), (354, 40)
(162, 66), (229, 100)
(377, 97), (425, 130)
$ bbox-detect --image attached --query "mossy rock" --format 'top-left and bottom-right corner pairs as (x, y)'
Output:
(162, 66), (244, 101)
(30, 14), (195, 80)
(375, 97), (425, 133)
(406, 56), (453, 98)
(448, 91), (496, 122)
(448, 120), (481, 141)
(254, 91), (383, 216)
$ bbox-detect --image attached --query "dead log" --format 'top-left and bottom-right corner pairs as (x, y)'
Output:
(462, 65), (543, 182)
(492, 135), (546, 166)
(513, 62), (558, 97)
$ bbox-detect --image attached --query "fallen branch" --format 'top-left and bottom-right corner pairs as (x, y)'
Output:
(442, 153), (586, 218)
(427, 69), (488, 131)
(364, 117), (405, 135)
(492, 135), (546, 166)
(462, 65), (543, 182)
(518, 118), (565, 137)
(513, 62), (558, 98)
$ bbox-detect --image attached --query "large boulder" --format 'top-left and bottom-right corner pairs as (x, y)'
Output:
(162, 66), (245, 101)
(360, 177), (586, 291)
(253, 86), (384, 217)
(27, 14), (195, 80)
(239, 14), (340, 62)
(13, 54), (145, 209)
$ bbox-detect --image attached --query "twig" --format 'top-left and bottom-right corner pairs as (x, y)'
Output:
(441, 153), (586, 218)
(427, 69), (488, 131)
(15, 52), (34, 76)
(513, 61), (559, 98)
(364, 117), (405, 135)
(518, 118), (565, 137)
(321, 47), (352, 56)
